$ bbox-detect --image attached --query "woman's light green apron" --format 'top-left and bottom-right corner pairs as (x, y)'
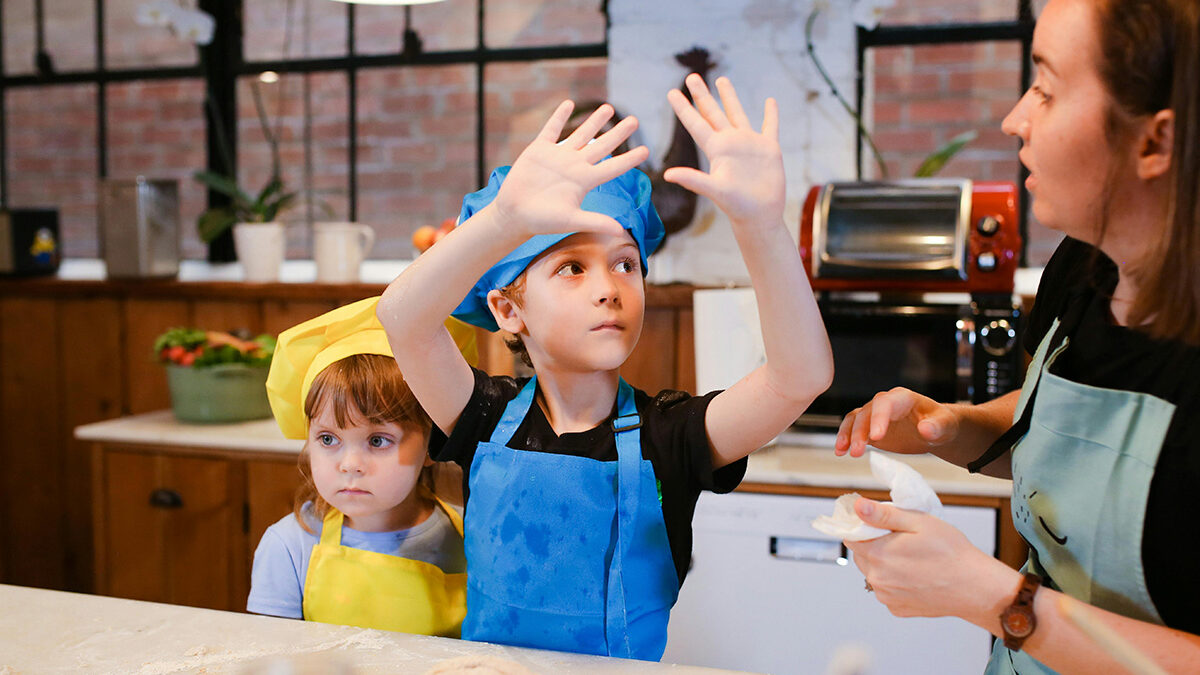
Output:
(982, 314), (1173, 674)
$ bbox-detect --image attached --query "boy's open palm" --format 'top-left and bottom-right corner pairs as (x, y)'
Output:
(493, 101), (650, 239)
(664, 75), (785, 229)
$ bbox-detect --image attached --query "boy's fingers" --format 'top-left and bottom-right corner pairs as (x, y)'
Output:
(566, 211), (625, 237)
(564, 103), (615, 150)
(762, 97), (779, 141)
(684, 73), (731, 131)
(714, 77), (752, 129)
(583, 116), (639, 163)
(667, 89), (713, 148)
(662, 166), (717, 200)
(537, 100), (575, 143)
(592, 145), (650, 184)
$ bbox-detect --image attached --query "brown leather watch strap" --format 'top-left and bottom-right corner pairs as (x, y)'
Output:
(1000, 572), (1042, 651)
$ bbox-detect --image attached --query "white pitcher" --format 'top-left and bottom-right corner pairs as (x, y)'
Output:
(313, 222), (375, 283)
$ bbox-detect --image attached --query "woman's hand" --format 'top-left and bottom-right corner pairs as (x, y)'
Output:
(846, 497), (1017, 624)
(835, 387), (960, 457)
(491, 101), (649, 240)
(664, 75), (785, 231)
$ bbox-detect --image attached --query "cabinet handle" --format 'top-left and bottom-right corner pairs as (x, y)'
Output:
(149, 488), (184, 509)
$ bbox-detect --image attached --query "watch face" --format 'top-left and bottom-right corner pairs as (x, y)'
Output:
(1003, 608), (1034, 638)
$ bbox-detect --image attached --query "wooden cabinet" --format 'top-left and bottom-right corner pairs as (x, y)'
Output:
(90, 442), (303, 611)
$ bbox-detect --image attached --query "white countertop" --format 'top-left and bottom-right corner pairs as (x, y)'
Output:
(0, 584), (751, 674)
(75, 411), (1013, 498)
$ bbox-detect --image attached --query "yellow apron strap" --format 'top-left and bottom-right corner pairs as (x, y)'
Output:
(318, 508), (344, 546)
(427, 489), (464, 538)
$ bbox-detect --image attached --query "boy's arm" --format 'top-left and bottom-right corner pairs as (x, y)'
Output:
(377, 102), (648, 434)
(665, 75), (834, 469)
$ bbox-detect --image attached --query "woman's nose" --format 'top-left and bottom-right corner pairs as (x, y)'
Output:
(1001, 93), (1030, 140)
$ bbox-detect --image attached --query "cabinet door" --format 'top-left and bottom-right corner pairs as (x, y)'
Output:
(99, 448), (246, 610)
(246, 458), (304, 566)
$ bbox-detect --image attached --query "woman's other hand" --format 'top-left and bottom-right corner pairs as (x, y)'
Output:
(835, 387), (960, 457)
(845, 497), (1017, 624)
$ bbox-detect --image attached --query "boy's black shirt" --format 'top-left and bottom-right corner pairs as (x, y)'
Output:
(1024, 236), (1200, 633)
(429, 367), (747, 586)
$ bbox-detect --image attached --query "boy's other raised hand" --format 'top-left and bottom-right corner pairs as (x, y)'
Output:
(664, 75), (785, 230)
(492, 100), (650, 240)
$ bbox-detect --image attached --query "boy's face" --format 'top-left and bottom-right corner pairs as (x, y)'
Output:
(307, 405), (431, 532)
(513, 231), (646, 374)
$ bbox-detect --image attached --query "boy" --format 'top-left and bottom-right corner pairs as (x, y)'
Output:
(378, 75), (832, 659)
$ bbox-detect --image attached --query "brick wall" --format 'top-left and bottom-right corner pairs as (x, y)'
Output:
(3, 0), (1060, 265)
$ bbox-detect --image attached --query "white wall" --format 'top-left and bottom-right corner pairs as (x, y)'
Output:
(608, 0), (864, 284)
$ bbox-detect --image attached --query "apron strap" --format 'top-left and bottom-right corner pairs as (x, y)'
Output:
(319, 508), (345, 546)
(488, 377), (538, 446)
(428, 489), (465, 538)
(968, 290), (1088, 474)
(606, 378), (641, 658)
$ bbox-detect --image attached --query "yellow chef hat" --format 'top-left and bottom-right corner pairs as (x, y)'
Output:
(266, 295), (478, 439)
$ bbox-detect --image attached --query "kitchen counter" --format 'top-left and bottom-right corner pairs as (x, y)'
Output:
(0, 584), (750, 674)
(75, 411), (1013, 498)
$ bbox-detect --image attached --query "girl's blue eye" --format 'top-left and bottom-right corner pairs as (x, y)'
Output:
(368, 435), (393, 449)
(317, 433), (336, 446)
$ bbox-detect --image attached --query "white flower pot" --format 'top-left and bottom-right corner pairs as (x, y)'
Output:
(233, 222), (285, 282)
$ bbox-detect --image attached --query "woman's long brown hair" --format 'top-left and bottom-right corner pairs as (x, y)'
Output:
(1096, 0), (1200, 345)
(293, 353), (460, 533)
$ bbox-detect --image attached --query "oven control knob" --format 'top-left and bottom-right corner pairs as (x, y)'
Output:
(977, 215), (1001, 236)
(977, 251), (998, 272)
(980, 319), (1016, 356)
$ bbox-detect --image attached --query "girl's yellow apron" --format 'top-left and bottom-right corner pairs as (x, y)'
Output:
(301, 493), (466, 636)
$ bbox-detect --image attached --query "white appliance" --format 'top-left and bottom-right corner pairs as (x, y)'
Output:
(663, 490), (997, 675)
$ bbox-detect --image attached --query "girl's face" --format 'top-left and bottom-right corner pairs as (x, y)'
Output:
(511, 231), (646, 375)
(307, 404), (431, 532)
(1001, 0), (1124, 244)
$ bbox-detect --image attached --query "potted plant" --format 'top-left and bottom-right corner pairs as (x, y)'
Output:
(154, 327), (277, 423)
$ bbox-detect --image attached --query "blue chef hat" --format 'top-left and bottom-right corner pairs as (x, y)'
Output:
(451, 164), (665, 332)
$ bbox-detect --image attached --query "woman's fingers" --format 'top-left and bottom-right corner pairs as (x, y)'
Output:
(564, 103), (616, 150)
(537, 100), (575, 143)
(835, 409), (861, 455)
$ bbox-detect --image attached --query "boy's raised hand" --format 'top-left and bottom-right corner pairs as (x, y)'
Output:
(664, 75), (785, 229)
(492, 101), (650, 239)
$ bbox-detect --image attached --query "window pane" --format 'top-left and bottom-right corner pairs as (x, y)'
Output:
(356, 65), (476, 260)
(5, 85), (98, 257)
(3, 0), (97, 75)
(355, 2), (475, 54)
(105, 0), (197, 69)
(245, 0), (348, 62)
(237, 72), (350, 258)
(106, 79), (208, 259)
(485, 0), (605, 48)
(484, 58), (607, 167)
(879, 0), (1019, 25)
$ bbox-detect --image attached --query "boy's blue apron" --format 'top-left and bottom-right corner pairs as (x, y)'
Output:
(461, 376), (679, 660)
(970, 298), (1176, 674)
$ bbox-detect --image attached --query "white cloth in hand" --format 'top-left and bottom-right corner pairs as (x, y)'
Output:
(811, 451), (945, 541)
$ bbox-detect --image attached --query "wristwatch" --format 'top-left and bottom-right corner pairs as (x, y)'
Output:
(1000, 572), (1042, 651)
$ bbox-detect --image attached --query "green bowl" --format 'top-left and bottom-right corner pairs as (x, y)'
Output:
(165, 363), (272, 423)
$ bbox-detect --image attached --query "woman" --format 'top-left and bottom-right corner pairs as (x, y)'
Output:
(834, 0), (1200, 672)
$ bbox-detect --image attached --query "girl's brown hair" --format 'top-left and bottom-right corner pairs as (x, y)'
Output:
(1095, 0), (1200, 344)
(293, 353), (459, 532)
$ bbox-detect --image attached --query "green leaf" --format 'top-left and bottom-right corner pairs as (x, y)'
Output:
(193, 170), (254, 208)
(262, 192), (298, 223)
(914, 130), (978, 178)
(197, 207), (237, 243)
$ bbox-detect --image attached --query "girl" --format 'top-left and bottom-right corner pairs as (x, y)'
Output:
(248, 296), (475, 637)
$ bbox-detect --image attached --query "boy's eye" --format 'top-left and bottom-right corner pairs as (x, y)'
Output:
(555, 261), (584, 276)
(614, 258), (638, 274)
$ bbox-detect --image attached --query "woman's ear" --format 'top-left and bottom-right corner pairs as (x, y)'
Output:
(486, 288), (525, 334)
(1136, 109), (1174, 180)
